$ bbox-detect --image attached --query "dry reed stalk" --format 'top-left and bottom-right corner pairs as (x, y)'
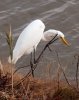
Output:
(5, 25), (14, 95)
(19, 75), (28, 98)
(43, 92), (47, 100)
(53, 63), (61, 90)
(75, 55), (79, 89)
(30, 91), (34, 100)
(54, 50), (71, 87)
(0, 60), (5, 75)
(25, 78), (30, 99)
(11, 65), (14, 95)
(57, 64), (60, 90)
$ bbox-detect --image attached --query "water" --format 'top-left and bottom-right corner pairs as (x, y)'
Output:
(0, 0), (79, 79)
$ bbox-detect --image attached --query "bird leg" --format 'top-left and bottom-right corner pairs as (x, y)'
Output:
(30, 53), (34, 77)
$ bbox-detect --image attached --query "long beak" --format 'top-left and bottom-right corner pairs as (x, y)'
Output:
(60, 37), (70, 46)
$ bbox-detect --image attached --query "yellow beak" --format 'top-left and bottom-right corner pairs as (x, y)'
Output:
(60, 37), (70, 46)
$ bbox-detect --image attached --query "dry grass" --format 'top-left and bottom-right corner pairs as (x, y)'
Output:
(0, 62), (79, 100)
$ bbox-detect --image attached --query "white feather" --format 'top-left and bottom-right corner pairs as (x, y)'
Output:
(42, 29), (64, 41)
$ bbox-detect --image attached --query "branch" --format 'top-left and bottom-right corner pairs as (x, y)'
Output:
(55, 50), (71, 87)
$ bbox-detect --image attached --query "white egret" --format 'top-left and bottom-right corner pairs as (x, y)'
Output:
(8, 20), (69, 64)
(8, 19), (70, 77)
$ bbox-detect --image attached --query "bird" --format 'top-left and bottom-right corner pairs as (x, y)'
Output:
(8, 19), (45, 64)
(42, 29), (69, 46)
(8, 20), (69, 64)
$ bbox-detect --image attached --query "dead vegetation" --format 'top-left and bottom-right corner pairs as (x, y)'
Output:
(0, 62), (79, 100)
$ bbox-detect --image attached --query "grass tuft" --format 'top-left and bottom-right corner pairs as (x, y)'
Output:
(0, 63), (79, 99)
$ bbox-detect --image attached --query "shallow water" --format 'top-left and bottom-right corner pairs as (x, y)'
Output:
(0, 0), (79, 79)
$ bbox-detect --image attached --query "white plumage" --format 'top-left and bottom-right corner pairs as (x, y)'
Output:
(8, 19), (45, 64)
(42, 29), (64, 41)
(8, 20), (69, 64)
(42, 29), (69, 46)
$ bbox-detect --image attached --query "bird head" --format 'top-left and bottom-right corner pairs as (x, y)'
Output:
(43, 29), (70, 46)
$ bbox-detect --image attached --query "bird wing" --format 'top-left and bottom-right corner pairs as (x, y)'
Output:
(12, 21), (45, 63)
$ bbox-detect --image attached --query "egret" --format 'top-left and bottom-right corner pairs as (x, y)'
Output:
(8, 19), (69, 77)
(8, 20), (69, 64)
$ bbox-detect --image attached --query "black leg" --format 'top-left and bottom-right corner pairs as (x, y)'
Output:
(30, 53), (34, 77)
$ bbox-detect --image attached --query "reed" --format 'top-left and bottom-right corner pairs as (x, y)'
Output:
(0, 60), (4, 75)
(5, 25), (14, 95)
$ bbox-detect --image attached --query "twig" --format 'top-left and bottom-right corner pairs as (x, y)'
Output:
(55, 50), (71, 87)
(55, 51), (60, 89)
(15, 63), (38, 87)
(75, 55), (79, 88)
(58, 65), (60, 90)
(35, 34), (58, 64)
(20, 75), (28, 98)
